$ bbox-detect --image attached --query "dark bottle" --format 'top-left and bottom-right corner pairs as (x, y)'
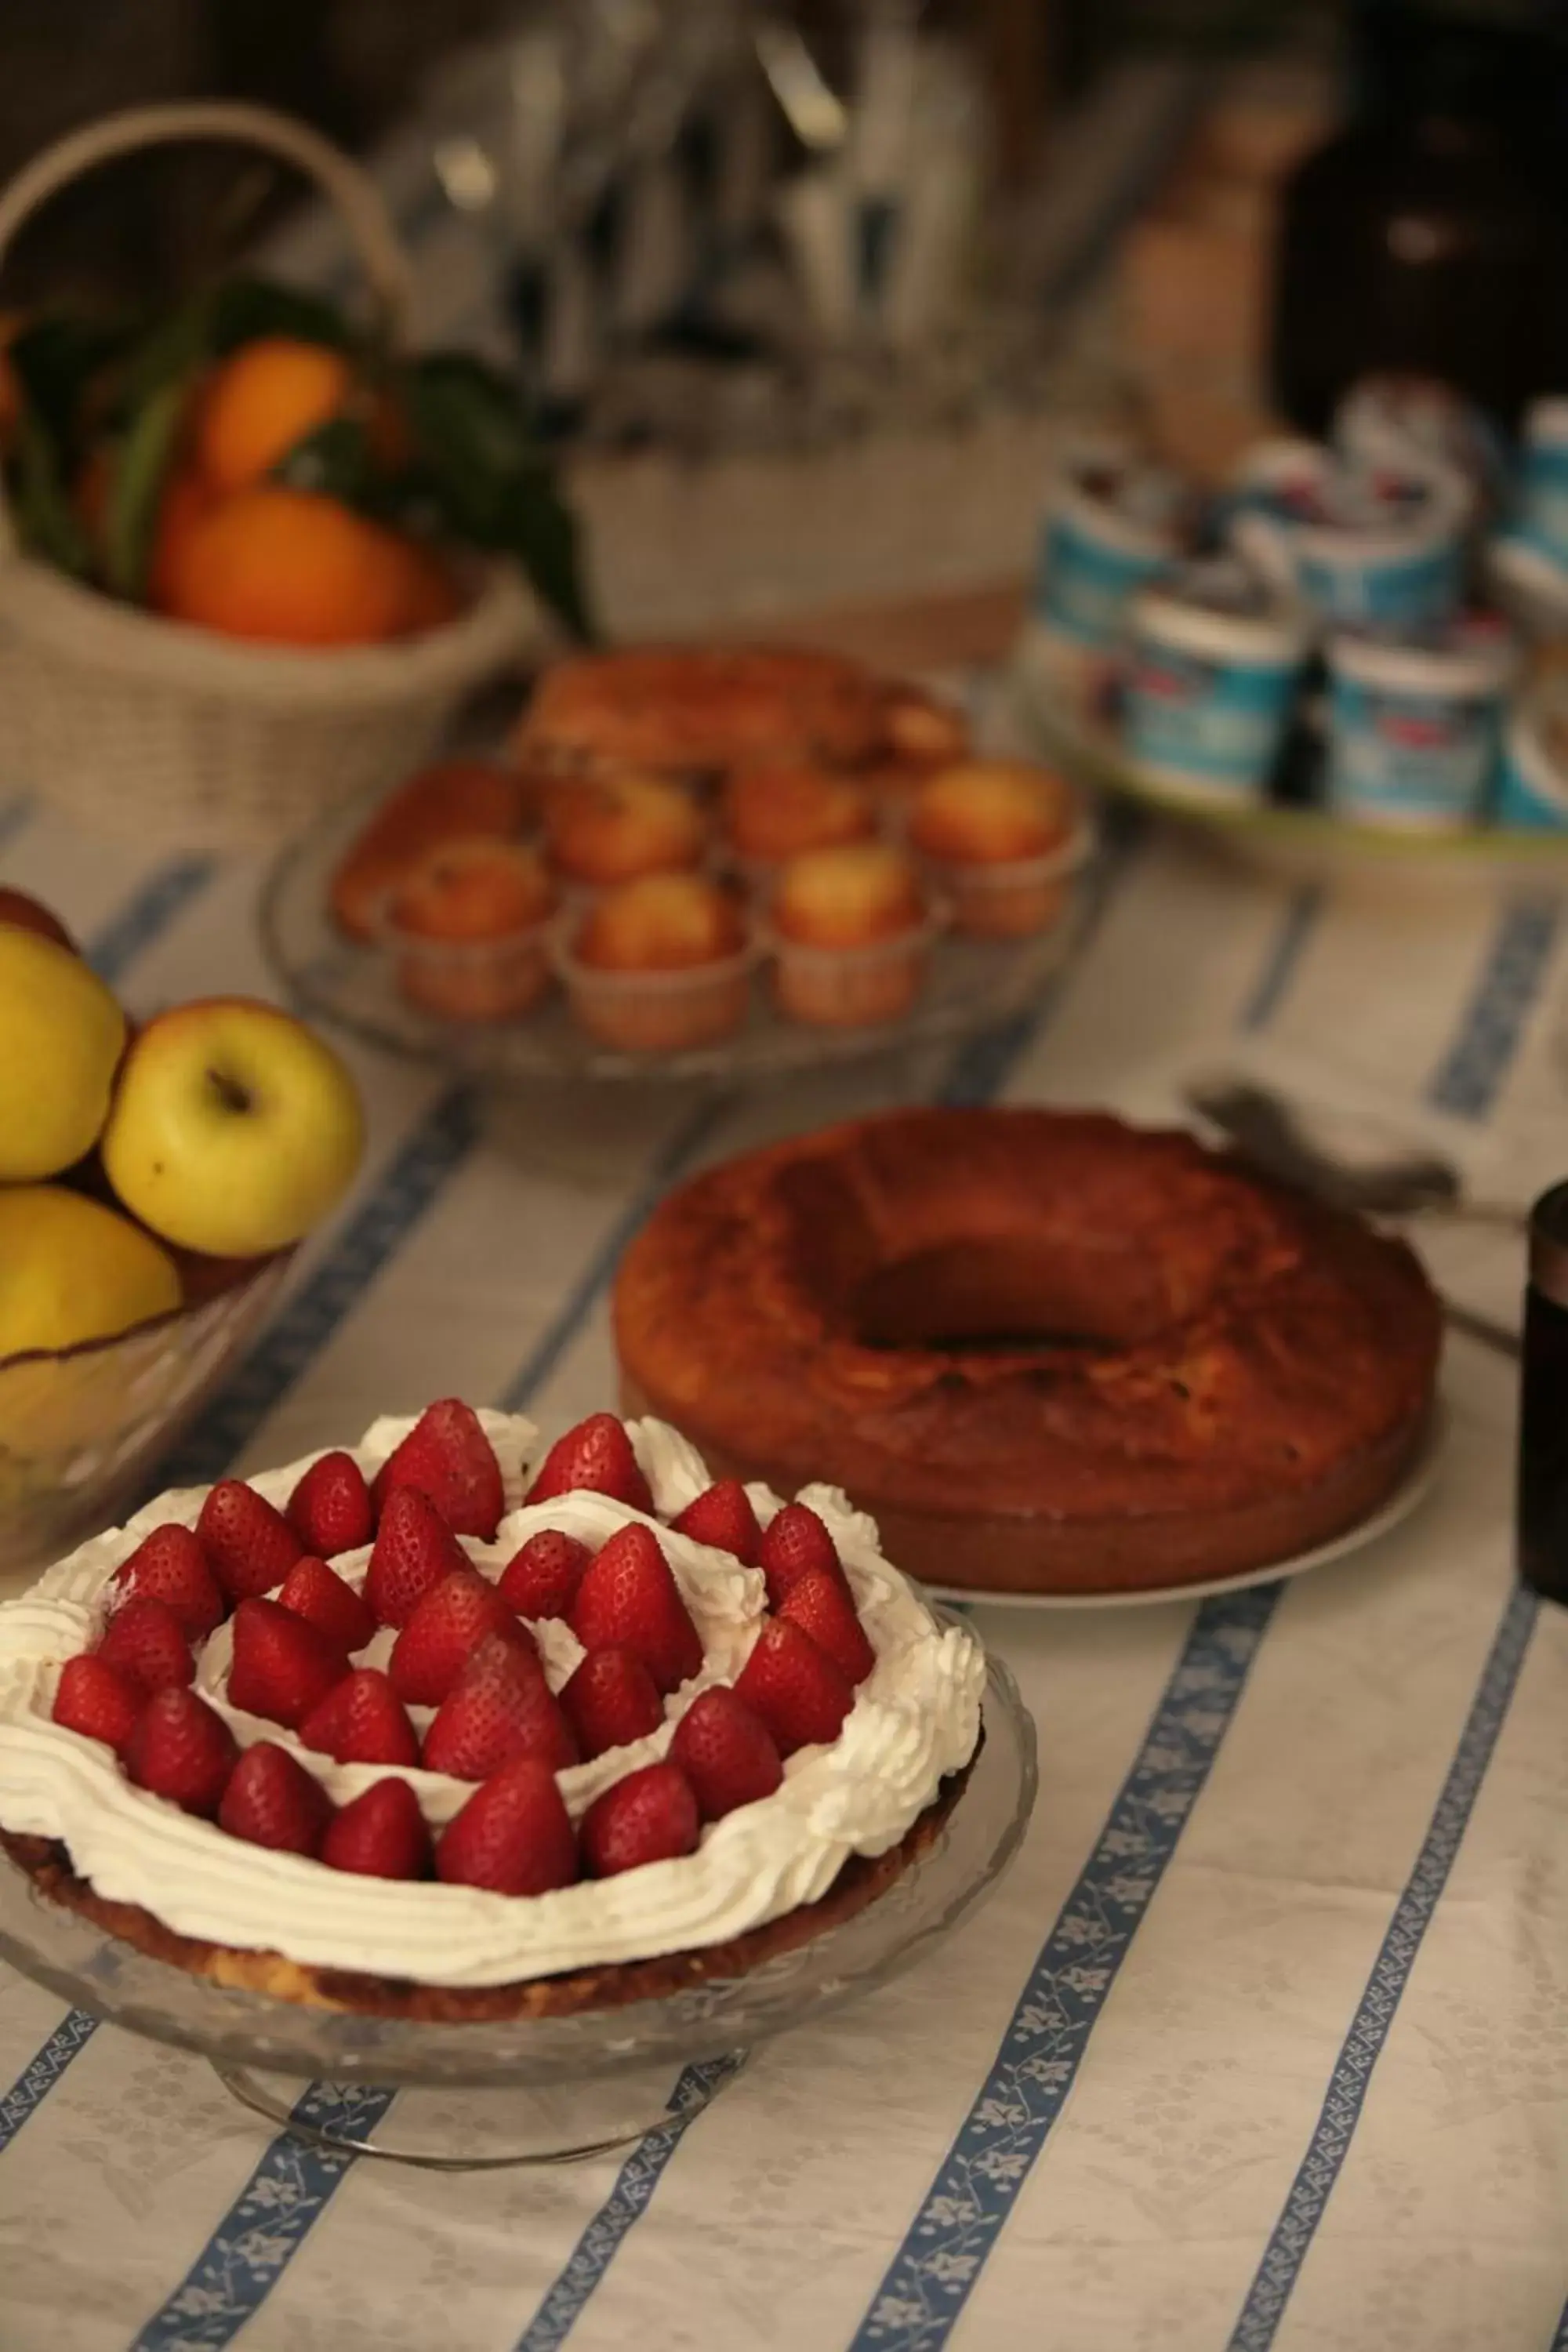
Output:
(1518, 1181), (1568, 1606)
(1272, 1), (1568, 437)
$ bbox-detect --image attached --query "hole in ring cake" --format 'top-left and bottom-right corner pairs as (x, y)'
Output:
(0, 1401), (986, 2018)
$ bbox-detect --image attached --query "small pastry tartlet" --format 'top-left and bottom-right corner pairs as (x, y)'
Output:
(859, 686), (972, 817)
(545, 772), (707, 892)
(331, 758), (531, 942)
(768, 844), (935, 1029)
(385, 837), (557, 1021)
(720, 761), (878, 875)
(907, 760), (1083, 938)
(558, 873), (754, 1054)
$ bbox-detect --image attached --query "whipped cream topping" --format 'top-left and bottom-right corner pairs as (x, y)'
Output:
(0, 1413), (985, 1987)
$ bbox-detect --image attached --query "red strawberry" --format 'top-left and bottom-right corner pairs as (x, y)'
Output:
(125, 1686), (238, 1818)
(581, 1761), (699, 1878)
(52, 1654), (141, 1754)
(670, 1687), (783, 1820)
(196, 1479), (302, 1600)
(569, 1523), (702, 1695)
(734, 1618), (854, 1756)
(422, 1633), (576, 1780)
(758, 1503), (844, 1609)
(779, 1569), (875, 1685)
(96, 1595), (194, 1694)
(497, 1528), (591, 1622)
(371, 1400), (504, 1541)
(437, 1756), (579, 1894)
(561, 1647), (665, 1760)
(285, 1450), (374, 1559)
(525, 1413), (654, 1512)
(323, 1777), (433, 1880)
(218, 1741), (332, 1857)
(227, 1597), (345, 1730)
(276, 1555), (375, 1656)
(389, 1570), (532, 1708)
(672, 1480), (762, 1565)
(298, 1668), (420, 1767)
(362, 1486), (470, 1629)
(111, 1524), (225, 1639)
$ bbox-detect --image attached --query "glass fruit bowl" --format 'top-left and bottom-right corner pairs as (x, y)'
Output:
(0, 1648), (1034, 2166)
(0, 1253), (291, 1595)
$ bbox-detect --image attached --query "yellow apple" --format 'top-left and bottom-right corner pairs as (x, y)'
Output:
(0, 1185), (183, 1358)
(101, 996), (365, 1256)
(0, 926), (127, 1181)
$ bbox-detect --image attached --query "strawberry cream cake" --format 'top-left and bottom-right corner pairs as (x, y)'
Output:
(0, 1402), (984, 2018)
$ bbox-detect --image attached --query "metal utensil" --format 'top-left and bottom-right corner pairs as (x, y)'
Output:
(1185, 1074), (1521, 1362)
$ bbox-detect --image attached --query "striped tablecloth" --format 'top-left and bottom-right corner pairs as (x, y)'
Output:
(2, 773), (1566, 2352)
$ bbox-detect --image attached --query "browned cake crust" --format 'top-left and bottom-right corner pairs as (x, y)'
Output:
(613, 1109), (1443, 1596)
(521, 646), (892, 775)
(0, 1749), (975, 2020)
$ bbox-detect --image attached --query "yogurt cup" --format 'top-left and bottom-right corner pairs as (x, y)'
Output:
(1512, 396), (1568, 569)
(1333, 373), (1504, 524)
(1496, 687), (1568, 832)
(1121, 558), (1313, 806)
(1324, 616), (1517, 831)
(1227, 439), (1467, 629)
(1023, 440), (1189, 717)
(1485, 531), (1568, 645)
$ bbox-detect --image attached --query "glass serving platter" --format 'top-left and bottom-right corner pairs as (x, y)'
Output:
(0, 1650), (1034, 2165)
(260, 782), (1091, 1088)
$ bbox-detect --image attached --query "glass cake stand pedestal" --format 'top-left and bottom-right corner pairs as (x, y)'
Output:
(0, 1653), (1034, 2169)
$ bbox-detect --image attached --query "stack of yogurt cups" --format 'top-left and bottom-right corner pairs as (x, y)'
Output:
(1022, 377), (1568, 834)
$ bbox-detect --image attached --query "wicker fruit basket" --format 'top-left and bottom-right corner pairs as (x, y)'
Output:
(0, 102), (538, 851)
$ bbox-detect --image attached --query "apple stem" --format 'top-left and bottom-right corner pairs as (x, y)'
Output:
(206, 1069), (252, 1116)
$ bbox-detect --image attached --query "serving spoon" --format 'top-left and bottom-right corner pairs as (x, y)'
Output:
(1185, 1075), (1522, 1361)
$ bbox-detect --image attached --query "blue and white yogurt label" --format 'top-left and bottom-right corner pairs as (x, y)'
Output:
(1033, 514), (1168, 650)
(1125, 649), (1297, 797)
(1327, 677), (1498, 826)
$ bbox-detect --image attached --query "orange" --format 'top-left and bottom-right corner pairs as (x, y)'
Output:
(192, 336), (354, 495)
(156, 486), (430, 648)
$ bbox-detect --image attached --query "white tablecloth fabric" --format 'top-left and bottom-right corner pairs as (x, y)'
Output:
(1, 778), (1566, 2352)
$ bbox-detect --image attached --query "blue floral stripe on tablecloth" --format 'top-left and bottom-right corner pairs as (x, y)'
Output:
(1241, 881), (1324, 1033)
(513, 2057), (749, 2352)
(1224, 1580), (1540, 2352)
(0, 2008), (100, 2154)
(1427, 895), (1561, 1119)
(844, 1582), (1280, 2352)
(125, 2084), (395, 2351)
(85, 858), (215, 986)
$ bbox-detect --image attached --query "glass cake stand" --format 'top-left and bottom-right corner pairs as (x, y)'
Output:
(0, 1651), (1034, 2169)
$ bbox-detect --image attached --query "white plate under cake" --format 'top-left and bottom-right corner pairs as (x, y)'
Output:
(0, 1402), (984, 2019)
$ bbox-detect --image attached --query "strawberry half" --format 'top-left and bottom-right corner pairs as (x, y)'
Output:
(561, 1647), (665, 1761)
(371, 1400), (504, 1541)
(421, 1633), (577, 1780)
(672, 1480), (762, 1566)
(525, 1413), (654, 1513)
(778, 1569), (875, 1686)
(96, 1595), (194, 1694)
(389, 1570), (532, 1708)
(125, 1686), (238, 1818)
(362, 1486), (470, 1629)
(196, 1479), (302, 1601)
(670, 1687), (783, 1820)
(298, 1668), (420, 1767)
(323, 1777), (433, 1881)
(111, 1524), (225, 1639)
(285, 1450), (374, 1559)
(227, 1597), (346, 1730)
(52, 1654), (141, 1755)
(581, 1760), (699, 1878)
(218, 1741), (332, 1857)
(437, 1756), (579, 1894)
(276, 1555), (375, 1656)
(758, 1503), (844, 1609)
(734, 1618), (854, 1756)
(497, 1528), (591, 1623)
(569, 1523), (702, 1695)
